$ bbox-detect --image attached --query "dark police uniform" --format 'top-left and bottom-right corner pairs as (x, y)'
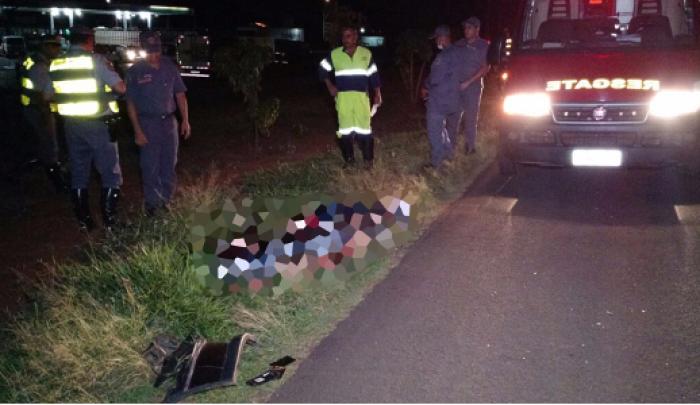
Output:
(425, 43), (471, 167)
(51, 44), (124, 230)
(126, 55), (187, 212)
(455, 37), (489, 152)
(20, 50), (66, 191)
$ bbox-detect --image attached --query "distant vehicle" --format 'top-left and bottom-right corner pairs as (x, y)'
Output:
(494, 0), (700, 175)
(94, 29), (211, 78)
(176, 33), (211, 77)
(1, 35), (26, 59)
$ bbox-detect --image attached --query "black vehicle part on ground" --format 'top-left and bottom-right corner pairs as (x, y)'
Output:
(163, 333), (257, 403)
(246, 356), (296, 387)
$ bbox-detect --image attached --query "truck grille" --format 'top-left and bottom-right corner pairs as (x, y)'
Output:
(552, 104), (648, 124)
(560, 132), (638, 147)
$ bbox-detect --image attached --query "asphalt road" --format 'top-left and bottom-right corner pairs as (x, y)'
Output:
(271, 164), (700, 403)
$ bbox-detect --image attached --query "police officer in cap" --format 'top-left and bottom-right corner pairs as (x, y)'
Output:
(455, 17), (490, 155)
(421, 25), (471, 168)
(19, 34), (69, 193)
(126, 31), (190, 216)
(50, 26), (126, 231)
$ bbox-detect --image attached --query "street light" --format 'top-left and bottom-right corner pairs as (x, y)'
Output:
(138, 11), (152, 29)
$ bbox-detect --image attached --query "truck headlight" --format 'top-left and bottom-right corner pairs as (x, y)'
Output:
(649, 90), (700, 118)
(126, 50), (136, 61)
(139, 50), (147, 58)
(504, 93), (551, 117)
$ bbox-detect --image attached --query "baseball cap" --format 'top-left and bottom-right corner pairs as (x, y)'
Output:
(430, 24), (451, 39)
(462, 17), (481, 28)
(140, 31), (162, 53)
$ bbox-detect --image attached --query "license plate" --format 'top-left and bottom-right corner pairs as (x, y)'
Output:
(191, 70), (200, 74)
(571, 149), (623, 167)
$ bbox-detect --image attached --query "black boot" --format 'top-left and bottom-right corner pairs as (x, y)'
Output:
(339, 135), (356, 166)
(71, 188), (95, 231)
(45, 162), (69, 194)
(357, 135), (374, 168)
(101, 188), (120, 230)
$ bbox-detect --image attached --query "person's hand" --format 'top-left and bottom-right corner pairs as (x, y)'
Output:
(134, 129), (148, 146)
(373, 93), (383, 107)
(180, 120), (192, 139)
(328, 84), (338, 98)
(420, 87), (429, 100)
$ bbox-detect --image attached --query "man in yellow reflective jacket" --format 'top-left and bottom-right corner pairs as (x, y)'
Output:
(319, 26), (382, 168)
(19, 34), (68, 193)
(50, 26), (126, 231)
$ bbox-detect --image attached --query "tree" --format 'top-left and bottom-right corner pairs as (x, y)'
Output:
(213, 39), (276, 151)
(323, 1), (366, 46)
(395, 29), (433, 103)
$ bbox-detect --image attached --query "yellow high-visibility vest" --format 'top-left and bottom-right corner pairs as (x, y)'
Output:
(20, 56), (40, 107)
(49, 52), (119, 117)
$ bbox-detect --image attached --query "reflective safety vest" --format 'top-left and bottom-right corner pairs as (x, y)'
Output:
(49, 52), (119, 118)
(19, 55), (50, 109)
(319, 46), (379, 93)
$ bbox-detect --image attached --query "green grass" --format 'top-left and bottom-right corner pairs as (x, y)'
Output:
(0, 114), (497, 403)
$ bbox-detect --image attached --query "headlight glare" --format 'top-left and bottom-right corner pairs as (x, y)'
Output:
(649, 90), (700, 118)
(504, 93), (551, 117)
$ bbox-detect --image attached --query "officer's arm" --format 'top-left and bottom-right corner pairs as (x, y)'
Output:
(368, 55), (382, 105)
(323, 78), (338, 97)
(111, 80), (126, 95)
(319, 55), (337, 97)
(176, 92), (191, 139)
(126, 100), (148, 146)
(97, 55), (126, 94)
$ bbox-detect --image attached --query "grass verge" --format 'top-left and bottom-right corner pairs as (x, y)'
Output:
(0, 114), (497, 403)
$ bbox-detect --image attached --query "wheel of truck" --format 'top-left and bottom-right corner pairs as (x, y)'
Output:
(498, 152), (517, 176)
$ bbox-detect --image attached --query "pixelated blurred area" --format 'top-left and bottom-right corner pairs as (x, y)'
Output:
(190, 192), (417, 296)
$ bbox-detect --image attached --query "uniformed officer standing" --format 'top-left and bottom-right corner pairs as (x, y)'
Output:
(126, 31), (190, 216)
(319, 26), (382, 168)
(19, 34), (68, 193)
(455, 17), (490, 155)
(420, 25), (471, 168)
(50, 26), (126, 231)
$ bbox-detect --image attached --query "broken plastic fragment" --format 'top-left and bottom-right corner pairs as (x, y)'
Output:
(246, 356), (296, 387)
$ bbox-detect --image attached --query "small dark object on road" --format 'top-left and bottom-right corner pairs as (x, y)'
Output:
(246, 356), (296, 387)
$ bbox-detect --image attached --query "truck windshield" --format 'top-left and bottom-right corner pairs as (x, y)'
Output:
(519, 0), (698, 50)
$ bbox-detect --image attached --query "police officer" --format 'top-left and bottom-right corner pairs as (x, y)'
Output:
(125, 31), (190, 216)
(19, 34), (68, 193)
(50, 26), (126, 231)
(319, 26), (382, 168)
(420, 25), (470, 168)
(455, 17), (490, 154)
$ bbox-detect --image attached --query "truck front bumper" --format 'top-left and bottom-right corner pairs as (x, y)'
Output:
(499, 117), (700, 168)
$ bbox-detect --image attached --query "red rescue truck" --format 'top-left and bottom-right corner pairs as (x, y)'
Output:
(494, 0), (700, 175)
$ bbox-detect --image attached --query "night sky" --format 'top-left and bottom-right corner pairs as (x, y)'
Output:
(4, 0), (519, 43)
(190, 0), (513, 39)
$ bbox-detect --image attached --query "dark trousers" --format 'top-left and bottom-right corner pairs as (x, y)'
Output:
(427, 109), (460, 167)
(22, 106), (58, 166)
(65, 117), (122, 189)
(139, 115), (179, 210)
(338, 133), (374, 163)
(459, 86), (483, 151)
